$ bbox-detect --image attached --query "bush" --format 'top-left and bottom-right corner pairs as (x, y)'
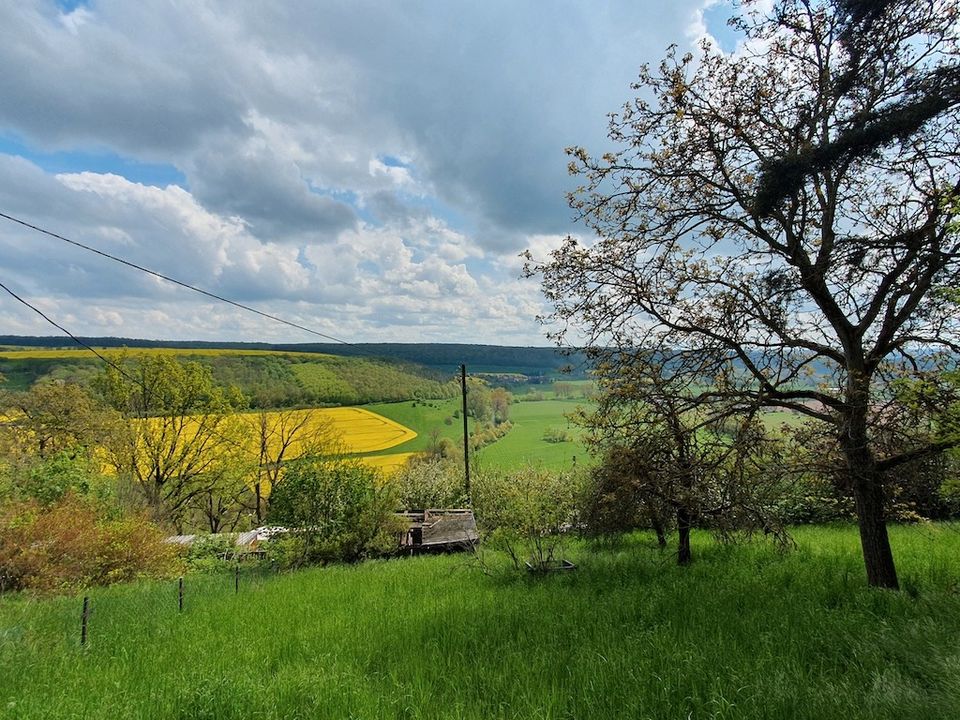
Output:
(470, 421), (512, 451)
(472, 466), (583, 570)
(183, 534), (239, 573)
(394, 457), (467, 510)
(579, 446), (673, 543)
(0, 494), (179, 593)
(18, 449), (112, 507)
(266, 456), (403, 567)
(542, 427), (572, 444)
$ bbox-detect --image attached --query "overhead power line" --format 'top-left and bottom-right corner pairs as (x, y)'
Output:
(0, 279), (137, 381)
(0, 277), (258, 456)
(0, 210), (375, 355)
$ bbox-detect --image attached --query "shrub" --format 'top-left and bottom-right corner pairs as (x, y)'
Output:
(394, 457), (467, 510)
(470, 421), (512, 451)
(542, 427), (572, 444)
(0, 494), (179, 593)
(472, 466), (583, 570)
(183, 534), (239, 573)
(579, 446), (673, 544)
(18, 449), (109, 507)
(266, 456), (403, 567)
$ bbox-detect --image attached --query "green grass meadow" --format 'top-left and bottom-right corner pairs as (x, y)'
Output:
(365, 398), (802, 472)
(363, 399), (473, 454)
(476, 400), (589, 471)
(3, 525), (960, 719)
(365, 398), (590, 470)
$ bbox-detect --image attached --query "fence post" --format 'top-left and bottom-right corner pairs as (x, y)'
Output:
(235, 563), (240, 594)
(178, 576), (184, 613)
(80, 596), (90, 646)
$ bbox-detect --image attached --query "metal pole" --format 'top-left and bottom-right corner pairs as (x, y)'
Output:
(460, 363), (471, 504)
(178, 576), (184, 613)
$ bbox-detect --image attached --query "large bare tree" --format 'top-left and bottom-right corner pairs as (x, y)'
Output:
(526, 0), (960, 588)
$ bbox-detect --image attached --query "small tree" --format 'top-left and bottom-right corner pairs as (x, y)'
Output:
(490, 387), (512, 425)
(466, 378), (493, 424)
(251, 408), (338, 523)
(266, 456), (401, 566)
(394, 456), (467, 510)
(472, 466), (583, 571)
(0, 381), (121, 460)
(581, 444), (674, 548)
(580, 365), (784, 564)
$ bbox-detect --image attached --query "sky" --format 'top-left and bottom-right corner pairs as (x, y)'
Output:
(0, 0), (738, 346)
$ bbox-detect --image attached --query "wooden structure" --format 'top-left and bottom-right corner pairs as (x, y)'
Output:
(398, 509), (479, 553)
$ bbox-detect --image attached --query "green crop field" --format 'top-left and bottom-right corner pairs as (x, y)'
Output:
(476, 400), (591, 471)
(362, 399), (475, 454)
(363, 398), (590, 469)
(2, 524), (959, 719)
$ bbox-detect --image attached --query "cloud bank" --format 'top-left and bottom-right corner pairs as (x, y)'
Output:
(0, 0), (721, 344)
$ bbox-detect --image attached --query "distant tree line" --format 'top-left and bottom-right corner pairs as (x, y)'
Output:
(0, 336), (591, 377)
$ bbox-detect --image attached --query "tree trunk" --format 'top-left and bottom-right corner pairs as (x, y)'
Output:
(645, 504), (668, 548)
(677, 507), (692, 565)
(852, 477), (899, 589)
(841, 379), (899, 589)
(654, 520), (667, 549)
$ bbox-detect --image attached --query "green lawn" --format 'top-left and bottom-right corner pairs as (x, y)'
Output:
(762, 410), (811, 430)
(2, 525), (960, 719)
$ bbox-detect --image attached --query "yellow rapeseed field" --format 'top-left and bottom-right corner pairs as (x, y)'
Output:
(134, 407), (417, 477)
(4, 397), (417, 486)
(228, 406), (417, 455)
(359, 452), (417, 474)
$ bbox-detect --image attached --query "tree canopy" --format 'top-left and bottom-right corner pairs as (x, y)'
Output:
(527, 0), (960, 588)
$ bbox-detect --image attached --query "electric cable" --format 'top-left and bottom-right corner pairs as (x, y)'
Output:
(0, 210), (378, 356)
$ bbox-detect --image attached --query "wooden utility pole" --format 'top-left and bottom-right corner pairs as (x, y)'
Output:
(460, 363), (471, 503)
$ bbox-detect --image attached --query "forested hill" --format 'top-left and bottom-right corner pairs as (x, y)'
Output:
(0, 337), (589, 377)
(273, 343), (589, 376)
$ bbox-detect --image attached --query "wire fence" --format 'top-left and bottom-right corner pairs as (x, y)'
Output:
(0, 562), (281, 653)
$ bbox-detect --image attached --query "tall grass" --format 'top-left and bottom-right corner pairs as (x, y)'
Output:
(2, 525), (959, 719)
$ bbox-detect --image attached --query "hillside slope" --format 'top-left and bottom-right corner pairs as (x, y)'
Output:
(0, 346), (459, 408)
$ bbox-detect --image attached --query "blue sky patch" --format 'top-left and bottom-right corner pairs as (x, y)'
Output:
(703, 2), (741, 53)
(379, 155), (408, 168)
(55, 0), (90, 12)
(0, 133), (186, 187)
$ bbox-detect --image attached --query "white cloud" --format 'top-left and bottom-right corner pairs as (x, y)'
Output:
(0, 0), (724, 344)
(59, 6), (92, 35)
